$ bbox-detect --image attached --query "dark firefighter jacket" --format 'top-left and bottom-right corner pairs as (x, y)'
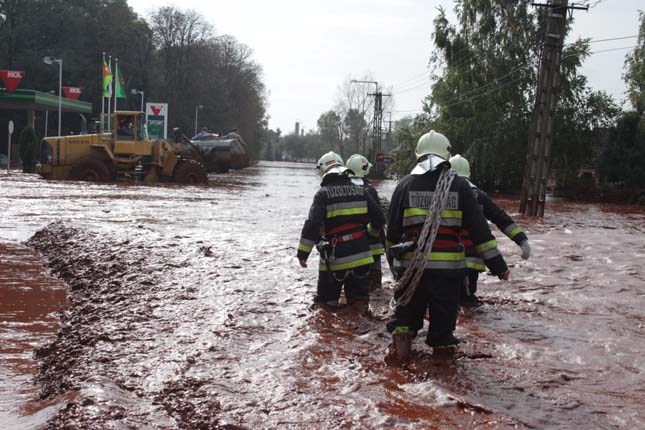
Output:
(351, 177), (386, 258)
(386, 169), (507, 277)
(297, 173), (386, 272)
(460, 183), (528, 271)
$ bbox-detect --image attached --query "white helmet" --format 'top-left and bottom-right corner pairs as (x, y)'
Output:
(415, 130), (451, 161)
(411, 130), (452, 175)
(346, 154), (372, 178)
(316, 151), (346, 177)
(449, 154), (470, 179)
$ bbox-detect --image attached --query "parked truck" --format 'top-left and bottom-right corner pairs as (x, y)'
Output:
(174, 129), (250, 174)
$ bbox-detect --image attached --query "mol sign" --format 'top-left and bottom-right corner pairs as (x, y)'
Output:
(146, 102), (168, 140)
(63, 86), (83, 100)
(0, 70), (25, 93)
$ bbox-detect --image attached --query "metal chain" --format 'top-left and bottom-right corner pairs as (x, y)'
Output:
(394, 166), (456, 307)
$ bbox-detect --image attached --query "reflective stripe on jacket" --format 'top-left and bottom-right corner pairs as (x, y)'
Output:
(387, 170), (507, 276)
(297, 173), (385, 271)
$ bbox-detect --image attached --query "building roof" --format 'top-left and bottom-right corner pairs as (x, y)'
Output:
(0, 89), (92, 113)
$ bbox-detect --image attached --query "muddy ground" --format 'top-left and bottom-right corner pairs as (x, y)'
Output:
(1, 162), (644, 429)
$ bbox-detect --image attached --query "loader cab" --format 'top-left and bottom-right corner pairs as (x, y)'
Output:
(111, 111), (151, 156)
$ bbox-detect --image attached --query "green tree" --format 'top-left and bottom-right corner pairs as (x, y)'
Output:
(600, 111), (645, 187)
(0, 1), (269, 158)
(599, 14), (645, 189)
(18, 126), (37, 173)
(398, 1), (618, 191)
(317, 110), (343, 156)
(391, 116), (428, 176)
(625, 11), (645, 114)
(423, 2), (539, 190)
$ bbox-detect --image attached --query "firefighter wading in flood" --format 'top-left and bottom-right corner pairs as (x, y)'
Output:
(386, 131), (510, 359)
(449, 154), (531, 308)
(297, 152), (385, 313)
(346, 154), (386, 291)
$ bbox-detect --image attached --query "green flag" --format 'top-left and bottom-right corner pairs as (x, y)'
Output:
(115, 63), (126, 98)
(102, 60), (112, 97)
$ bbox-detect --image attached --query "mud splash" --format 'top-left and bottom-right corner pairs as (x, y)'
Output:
(1, 163), (644, 429)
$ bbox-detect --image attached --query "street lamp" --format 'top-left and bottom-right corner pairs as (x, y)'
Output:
(44, 90), (56, 138)
(44, 56), (63, 136)
(194, 104), (203, 136)
(350, 79), (378, 93)
(131, 88), (145, 112)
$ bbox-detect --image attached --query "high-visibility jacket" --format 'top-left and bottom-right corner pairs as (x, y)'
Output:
(460, 182), (528, 272)
(386, 169), (507, 277)
(350, 177), (386, 258)
(297, 173), (385, 272)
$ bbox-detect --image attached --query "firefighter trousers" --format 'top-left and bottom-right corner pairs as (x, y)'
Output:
(386, 272), (463, 346)
(314, 265), (370, 306)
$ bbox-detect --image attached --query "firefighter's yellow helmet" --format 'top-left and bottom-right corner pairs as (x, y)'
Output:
(346, 154), (372, 178)
(415, 130), (451, 161)
(316, 151), (345, 177)
(449, 154), (470, 179)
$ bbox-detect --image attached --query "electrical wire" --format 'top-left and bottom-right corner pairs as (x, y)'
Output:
(393, 34), (638, 97)
(587, 0), (608, 8)
(583, 35), (638, 43)
(588, 45), (638, 54)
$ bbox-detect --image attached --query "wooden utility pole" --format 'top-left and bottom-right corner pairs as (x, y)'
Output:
(519, 0), (588, 216)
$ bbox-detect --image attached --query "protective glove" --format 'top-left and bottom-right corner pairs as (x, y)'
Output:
(520, 240), (531, 260)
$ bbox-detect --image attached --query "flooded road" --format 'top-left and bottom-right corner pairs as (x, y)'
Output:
(0, 162), (644, 429)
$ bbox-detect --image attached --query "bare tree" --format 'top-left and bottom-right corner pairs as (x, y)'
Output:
(334, 73), (394, 157)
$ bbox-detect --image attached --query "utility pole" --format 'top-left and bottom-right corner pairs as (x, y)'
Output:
(384, 112), (393, 151)
(350, 79), (391, 172)
(519, 0), (588, 216)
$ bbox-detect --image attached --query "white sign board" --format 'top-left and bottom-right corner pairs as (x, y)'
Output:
(145, 102), (168, 140)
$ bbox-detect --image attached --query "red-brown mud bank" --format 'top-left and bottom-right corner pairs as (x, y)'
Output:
(26, 223), (244, 429)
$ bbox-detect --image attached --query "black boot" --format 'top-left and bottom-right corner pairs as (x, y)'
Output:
(392, 326), (413, 361)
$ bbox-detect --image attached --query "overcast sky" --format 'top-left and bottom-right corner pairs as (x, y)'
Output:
(128, 0), (642, 134)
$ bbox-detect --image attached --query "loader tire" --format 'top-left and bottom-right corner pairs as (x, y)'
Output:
(212, 162), (229, 174)
(172, 159), (208, 184)
(69, 157), (113, 182)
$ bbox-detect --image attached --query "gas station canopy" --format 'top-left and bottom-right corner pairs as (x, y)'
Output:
(0, 88), (92, 113)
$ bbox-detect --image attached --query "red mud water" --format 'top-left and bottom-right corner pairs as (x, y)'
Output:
(0, 242), (68, 429)
(1, 164), (644, 429)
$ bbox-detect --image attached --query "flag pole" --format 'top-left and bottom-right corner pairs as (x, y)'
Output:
(113, 58), (118, 115)
(101, 52), (105, 133)
(107, 55), (112, 131)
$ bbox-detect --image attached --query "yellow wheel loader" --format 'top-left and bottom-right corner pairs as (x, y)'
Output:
(36, 111), (208, 184)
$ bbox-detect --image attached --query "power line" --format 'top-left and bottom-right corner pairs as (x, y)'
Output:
(393, 79), (432, 96)
(443, 75), (526, 108)
(392, 107), (425, 113)
(585, 35), (638, 43)
(587, 0), (608, 8)
(392, 33), (637, 98)
(393, 70), (430, 88)
(589, 45), (638, 54)
(393, 75), (431, 93)
(394, 40), (637, 106)
(392, 43), (637, 118)
(439, 66), (527, 106)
